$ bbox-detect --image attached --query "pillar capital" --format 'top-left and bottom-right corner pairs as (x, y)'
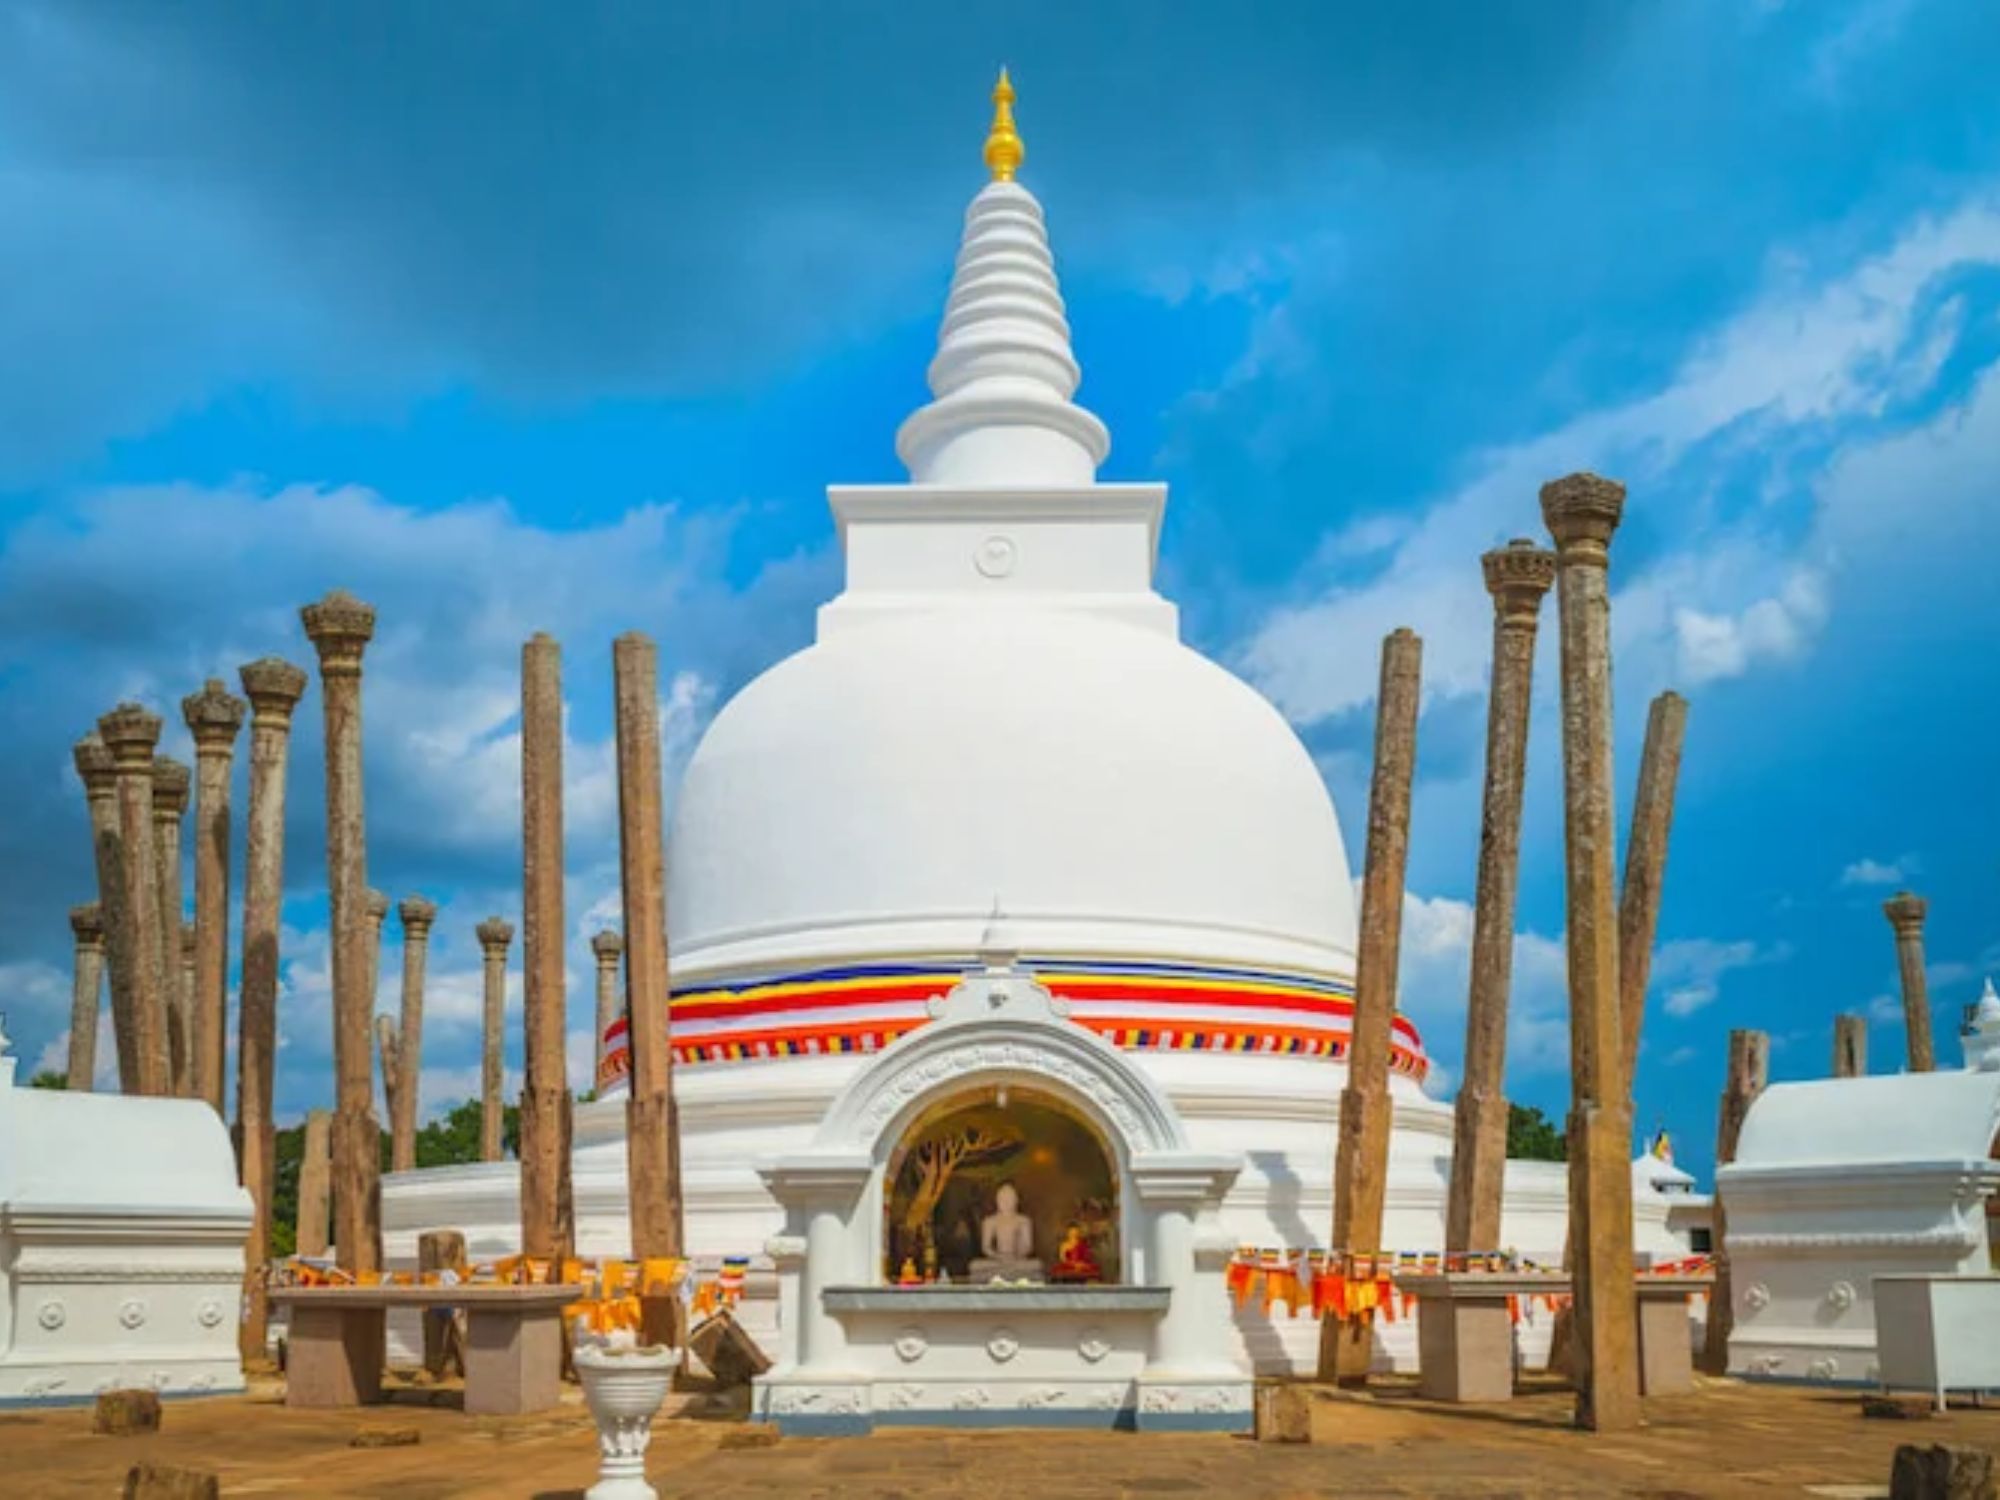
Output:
(1884, 890), (1928, 935)
(150, 755), (191, 819)
(1539, 472), (1626, 560)
(72, 733), (117, 799)
(364, 888), (391, 928)
(96, 703), (163, 769)
(70, 902), (105, 945)
(476, 917), (515, 955)
(1481, 538), (1557, 626)
(181, 679), (247, 755)
(239, 657), (309, 724)
(398, 895), (438, 936)
(300, 590), (377, 676)
(591, 929), (624, 964)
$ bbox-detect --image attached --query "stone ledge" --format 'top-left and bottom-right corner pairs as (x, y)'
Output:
(822, 1285), (1170, 1314)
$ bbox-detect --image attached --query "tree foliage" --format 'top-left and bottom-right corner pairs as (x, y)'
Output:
(28, 1069), (67, 1089)
(1506, 1102), (1567, 1161)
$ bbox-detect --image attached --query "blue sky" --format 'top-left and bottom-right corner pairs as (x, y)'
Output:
(2, 1), (1997, 1186)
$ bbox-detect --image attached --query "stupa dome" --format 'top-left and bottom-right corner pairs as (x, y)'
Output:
(667, 608), (1357, 980)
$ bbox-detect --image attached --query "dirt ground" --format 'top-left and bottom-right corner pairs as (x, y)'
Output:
(5, 1372), (1994, 1499)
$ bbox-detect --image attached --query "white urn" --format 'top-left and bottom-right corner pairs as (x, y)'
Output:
(574, 1335), (682, 1500)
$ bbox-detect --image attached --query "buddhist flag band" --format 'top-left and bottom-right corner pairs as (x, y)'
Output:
(595, 955), (1427, 1090)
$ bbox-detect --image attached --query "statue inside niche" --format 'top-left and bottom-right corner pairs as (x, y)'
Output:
(969, 1182), (1041, 1282)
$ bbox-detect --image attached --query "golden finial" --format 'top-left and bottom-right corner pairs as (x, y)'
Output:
(983, 66), (1024, 183)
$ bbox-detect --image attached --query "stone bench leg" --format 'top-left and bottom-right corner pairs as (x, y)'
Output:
(285, 1305), (385, 1408)
(1638, 1295), (1695, 1396)
(1416, 1297), (1515, 1403)
(464, 1305), (564, 1416)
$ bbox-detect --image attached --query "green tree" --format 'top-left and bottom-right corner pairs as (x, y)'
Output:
(1506, 1102), (1567, 1161)
(400, 1096), (520, 1169)
(28, 1069), (67, 1089)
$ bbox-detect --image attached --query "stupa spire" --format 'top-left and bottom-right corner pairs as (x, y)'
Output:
(984, 67), (1024, 182)
(895, 71), (1110, 487)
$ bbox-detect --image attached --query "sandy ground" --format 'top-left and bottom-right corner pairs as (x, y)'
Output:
(6, 1371), (1995, 1498)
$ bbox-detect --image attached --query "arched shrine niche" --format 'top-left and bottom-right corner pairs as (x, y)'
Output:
(883, 1085), (1119, 1285)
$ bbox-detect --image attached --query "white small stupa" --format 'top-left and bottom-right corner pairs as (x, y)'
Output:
(0, 1014), (252, 1405)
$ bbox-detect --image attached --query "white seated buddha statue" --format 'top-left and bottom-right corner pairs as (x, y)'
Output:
(969, 1183), (1041, 1282)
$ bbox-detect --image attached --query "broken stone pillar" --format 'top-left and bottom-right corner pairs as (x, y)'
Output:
(363, 887), (389, 1010)
(373, 1015), (402, 1164)
(296, 1108), (332, 1259)
(301, 589), (382, 1275)
(67, 902), (106, 1091)
(476, 918), (515, 1164)
(520, 633), (573, 1261)
(613, 632), (685, 1345)
(1618, 692), (1688, 1089)
(362, 888), (390, 1139)
(151, 755), (192, 1097)
(235, 656), (307, 1365)
(390, 897), (437, 1172)
(1541, 472), (1641, 1433)
(97, 705), (172, 1097)
(1884, 892), (1935, 1073)
(1834, 1013), (1868, 1078)
(591, 930), (624, 1084)
(181, 680), (245, 1114)
(1447, 542), (1554, 1256)
(1321, 627), (1422, 1385)
(176, 928), (196, 1083)
(1702, 1028), (1770, 1374)
(1890, 1443), (1996, 1500)
(74, 735), (141, 1092)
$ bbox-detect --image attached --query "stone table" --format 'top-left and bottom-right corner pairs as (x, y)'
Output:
(1395, 1272), (1712, 1403)
(271, 1284), (582, 1416)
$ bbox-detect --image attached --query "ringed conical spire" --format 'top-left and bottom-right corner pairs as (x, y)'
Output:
(895, 72), (1110, 487)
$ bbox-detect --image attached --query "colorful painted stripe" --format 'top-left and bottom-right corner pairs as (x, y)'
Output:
(594, 956), (1429, 1088)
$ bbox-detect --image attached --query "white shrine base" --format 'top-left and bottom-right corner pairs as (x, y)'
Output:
(0, 1074), (251, 1407)
(754, 1284), (1248, 1434)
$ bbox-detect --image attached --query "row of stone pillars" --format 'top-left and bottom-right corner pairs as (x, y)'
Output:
(68, 591), (683, 1359)
(1319, 474), (1692, 1433)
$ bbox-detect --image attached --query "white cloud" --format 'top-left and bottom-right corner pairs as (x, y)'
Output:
(1392, 890), (1573, 1078)
(1652, 937), (1786, 1019)
(1235, 194), (2000, 726)
(1841, 855), (1912, 887)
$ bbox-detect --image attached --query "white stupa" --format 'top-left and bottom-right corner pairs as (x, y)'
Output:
(385, 75), (1689, 1402)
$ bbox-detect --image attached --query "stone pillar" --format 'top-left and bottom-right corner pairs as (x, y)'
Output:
(296, 1108), (333, 1259)
(1541, 471), (1641, 1433)
(1321, 627), (1422, 1385)
(301, 589), (381, 1275)
(151, 755), (192, 1096)
(73, 735), (140, 1092)
(97, 704), (171, 1097)
(390, 897), (437, 1173)
(67, 903), (106, 1091)
(476, 918), (514, 1164)
(177, 927), (197, 1079)
(182, 680), (246, 1114)
(1446, 542), (1555, 1256)
(1702, 1028), (1769, 1374)
(1834, 1013), (1867, 1078)
(1618, 692), (1689, 1088)
(234, 657), (306, 1365)
(591, 930), (624, 1084)
(613, 632), (685, 1344)
(1883, 892), (1934, 1073)
(363, 888), (390, 1010)
(520, 633), (573, 1262)
(373, 1014), (401, 1167)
